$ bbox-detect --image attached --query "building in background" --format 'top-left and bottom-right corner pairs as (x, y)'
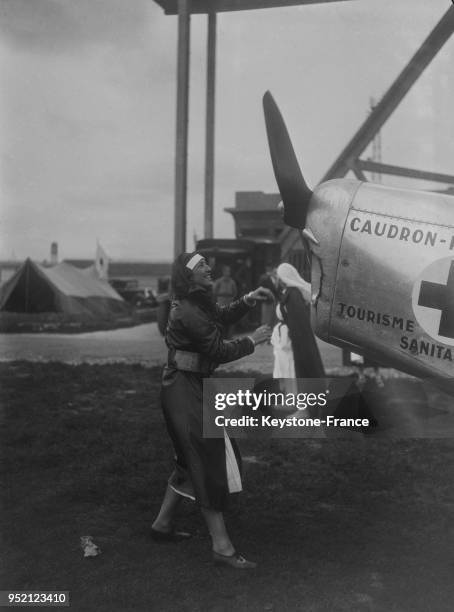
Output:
(50, 242), (59, 266)
(224, 191), (285, 241)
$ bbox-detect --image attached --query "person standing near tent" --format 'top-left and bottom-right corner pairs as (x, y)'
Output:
(152, 252), (272, 569)
(276, 263), (325, 378)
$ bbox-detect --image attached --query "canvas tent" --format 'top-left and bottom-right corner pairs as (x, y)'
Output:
(0, 259), (131, 331)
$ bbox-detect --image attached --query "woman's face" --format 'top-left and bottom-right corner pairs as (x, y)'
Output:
(192, 257), (213, 289)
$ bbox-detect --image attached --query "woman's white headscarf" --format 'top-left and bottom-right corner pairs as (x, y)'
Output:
(276, 263), (311, 303)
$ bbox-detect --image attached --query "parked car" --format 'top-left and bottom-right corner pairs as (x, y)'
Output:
(110, 279), (157, 308)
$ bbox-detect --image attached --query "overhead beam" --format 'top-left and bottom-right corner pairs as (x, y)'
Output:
(350, 163), (367, 181)
(155, 0), (353, 255)
(322, 6), (454, 181)
(154, 0), (350, 15)
(356, 159), (454, 185)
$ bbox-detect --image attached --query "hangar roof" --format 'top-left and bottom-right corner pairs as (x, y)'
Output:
(153, 0), (350, 15)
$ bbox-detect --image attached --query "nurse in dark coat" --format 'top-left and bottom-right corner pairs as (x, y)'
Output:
(276, 263), (325, 378)
(152, 252), (272, 569)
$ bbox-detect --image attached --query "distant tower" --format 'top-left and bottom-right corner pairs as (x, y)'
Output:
(50, 242), (58, 266)
(369, 97), (382, 183)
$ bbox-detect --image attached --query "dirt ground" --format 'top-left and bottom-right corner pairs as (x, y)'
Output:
(1, 361), (454, 612)
(0, 322), (343, 371)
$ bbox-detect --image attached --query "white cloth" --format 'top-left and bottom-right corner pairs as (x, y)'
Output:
(271, 322), (295, 378)
(276, 263), (311, 302)
(224, 430), (242, 494)
(185, 253), (203, 270)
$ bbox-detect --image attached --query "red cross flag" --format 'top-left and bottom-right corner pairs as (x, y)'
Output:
(95, 241), (109, 281)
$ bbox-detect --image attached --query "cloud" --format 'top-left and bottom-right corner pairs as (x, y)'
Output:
(1, 0), (452, 262)
(0, 0), (156, 53)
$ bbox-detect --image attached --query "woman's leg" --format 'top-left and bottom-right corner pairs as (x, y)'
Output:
(152, 484), (182, 532)
(201, 508), (235, 555)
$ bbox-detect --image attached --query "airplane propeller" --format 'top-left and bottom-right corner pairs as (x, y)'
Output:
(262, 91), (312, 229)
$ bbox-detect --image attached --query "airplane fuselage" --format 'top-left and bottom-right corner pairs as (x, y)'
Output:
(306, 179), (454, 391)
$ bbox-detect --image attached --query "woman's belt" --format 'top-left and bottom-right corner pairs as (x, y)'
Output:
(170, 349), (212, 374)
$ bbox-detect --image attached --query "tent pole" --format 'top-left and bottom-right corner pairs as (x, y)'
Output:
(25, 261), (30, 313)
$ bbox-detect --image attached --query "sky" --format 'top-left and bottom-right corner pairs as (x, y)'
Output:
(0, 0), (453, 262)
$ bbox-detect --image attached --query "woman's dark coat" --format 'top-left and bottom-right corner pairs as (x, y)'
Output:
(161, 254), (254, 511)
(280, 286), (325, 378)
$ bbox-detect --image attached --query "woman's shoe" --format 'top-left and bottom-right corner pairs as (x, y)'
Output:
(213, 551), (257, 569)
(151, 527), (192, 542)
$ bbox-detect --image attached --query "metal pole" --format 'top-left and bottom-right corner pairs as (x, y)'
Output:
(204, 11), (217, 239)
(174, 0), (191, 257)
(322, 6), (454, 181)
(356, 159), (454, 185)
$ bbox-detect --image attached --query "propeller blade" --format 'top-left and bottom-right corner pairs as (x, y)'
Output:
(263, 91), (312, 229)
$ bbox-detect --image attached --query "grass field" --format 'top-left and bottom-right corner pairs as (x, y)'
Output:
(2, 362), (454, 611)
